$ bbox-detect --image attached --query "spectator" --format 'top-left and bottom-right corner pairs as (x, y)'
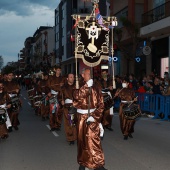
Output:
(152, 77), (162, 94)
(128, 74), (137, 90)
(115, 75), (122, 89)
(137, 81), (146, 93)
(145, 82), (153, 94)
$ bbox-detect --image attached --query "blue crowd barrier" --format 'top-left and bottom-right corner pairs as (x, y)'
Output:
(113, 93), (170, 121)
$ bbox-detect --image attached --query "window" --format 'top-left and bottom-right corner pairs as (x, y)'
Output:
(62, 9), (64, 19)
(62, 28), (64, 37)
(153, 0), (165, 21)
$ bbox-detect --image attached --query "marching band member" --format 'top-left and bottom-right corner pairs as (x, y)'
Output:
(99, 70), (114, 131)
(31, 77), (42, 115)
(47, 65), (65, 131)
(39, 72), (50, 121)
(73, 68), (107, 170)
(3, 71), (20, 131)
(115, 78), (138, 140)
(0, 81), (12, 139)
(60, 73), (77, 145)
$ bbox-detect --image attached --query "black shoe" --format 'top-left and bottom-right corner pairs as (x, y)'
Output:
(105, 126), (113, 131)
(79, 165), (85, 170)
(124, 136), (128, 140)
(55, 127), (60, 131)
(14, 126), (19, 131)
(69, 141), (75, 145)
(128, 134), (133, 138)
(94, 166), (108, 170)
(42, 117), (45, 121)
(1, 134), (8, 139)
(8, 127), (13, 133)
(50, 128), (55, 131)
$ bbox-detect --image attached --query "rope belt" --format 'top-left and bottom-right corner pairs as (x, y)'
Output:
(65, 99), (73, 104)
(0, 104), (6, 108)
(77, 108), (96, 114)
(121, 100), (133, 103)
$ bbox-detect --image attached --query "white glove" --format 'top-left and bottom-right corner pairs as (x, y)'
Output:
(86, 116), (95, 123)
(99, 123), (104, 138)
(87, 79), (93, 87)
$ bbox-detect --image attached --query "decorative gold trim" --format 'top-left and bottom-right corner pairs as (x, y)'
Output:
(77, 54), (108, 67)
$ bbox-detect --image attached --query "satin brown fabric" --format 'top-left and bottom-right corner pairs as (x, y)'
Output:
(98, 79), (113, 128)
(3, 80), (20, 128)
(118, 88), (136, 136)
(102, 109), (113, 127)
(63, 108), (77, 142)
(76, 113), (104, 169)
(61, 83), (77, 142)
(0, 124), (8, 138)
(49, 107), (63, 129)
(47, 75), (64, 129)
(0, 92), (11, 138)
(41, 103), (49, 118)
(73, 83), (105, 169)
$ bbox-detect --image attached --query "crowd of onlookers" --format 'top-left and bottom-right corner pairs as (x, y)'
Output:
(114, 71), (170, 96)
(1, 70), (170, 96)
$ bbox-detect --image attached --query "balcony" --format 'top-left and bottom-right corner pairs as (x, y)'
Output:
(140, 1), (170, 37)
(142, 2), (170, 26)
(78, 6), (91, 14)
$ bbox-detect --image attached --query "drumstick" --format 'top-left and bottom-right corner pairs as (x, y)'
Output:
(113, 88), (124, 98)
(128, 96), (138, 107)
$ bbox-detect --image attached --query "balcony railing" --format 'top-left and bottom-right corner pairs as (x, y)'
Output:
(78, 6), (92, 14)
(142, 1), (170, 27)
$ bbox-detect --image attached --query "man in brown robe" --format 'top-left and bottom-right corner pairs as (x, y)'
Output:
(39, 72), (50, 121)
(3, 71), (20, 131)
(115, 78), (138, 140)
(61, 73), (77, 145)
(99, 70), (114, 131)
(73, 68), (107, 170)
(0, 81), (12, 139)
(47, 65), (65, 131)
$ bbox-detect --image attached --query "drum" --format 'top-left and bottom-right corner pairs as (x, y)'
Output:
(10, 95), (20, 112)
(27, 88), (34, 100)
(68, 106), (77, 114)
(0, 108), (7, 125)
(122, 103), (141, 120)
(33, 95), (42, 107)
(49, 95), (58, 104)
(103, 94), (113, 110)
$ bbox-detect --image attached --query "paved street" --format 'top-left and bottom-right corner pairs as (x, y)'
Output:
(0, 89), (170, 170)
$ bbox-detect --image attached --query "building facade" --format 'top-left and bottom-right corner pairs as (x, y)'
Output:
(140, 0), (170, 77)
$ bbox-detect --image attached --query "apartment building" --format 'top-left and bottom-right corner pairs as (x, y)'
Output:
(29, 26), (55, 70)
(55, 0), (170, 77)
(55, 0), (109, 75)
(140, 0), (170, 77)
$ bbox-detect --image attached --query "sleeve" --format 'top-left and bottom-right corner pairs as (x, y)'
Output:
(91, 87), (104, 122)
(6, 93), (12, 105)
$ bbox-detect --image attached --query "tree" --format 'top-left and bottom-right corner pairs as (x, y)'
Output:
(114, 16), (142, 74)
(0, 56), (4, 70)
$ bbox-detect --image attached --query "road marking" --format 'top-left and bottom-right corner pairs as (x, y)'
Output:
(28, 102), (31, 105)
(46, 125), (59, 137)
(24, 97), (27, 100)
